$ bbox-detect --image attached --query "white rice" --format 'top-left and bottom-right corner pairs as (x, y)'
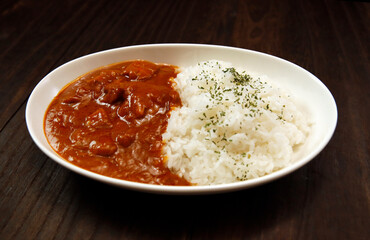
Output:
(163, 60), (311, 185)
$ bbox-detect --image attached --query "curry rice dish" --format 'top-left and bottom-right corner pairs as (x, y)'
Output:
(44, 60), (311, 186)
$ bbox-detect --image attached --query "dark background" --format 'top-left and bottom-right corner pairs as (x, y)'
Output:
(0, 0), (369, 239)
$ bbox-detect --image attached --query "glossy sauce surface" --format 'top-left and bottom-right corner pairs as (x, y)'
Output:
(44, 60), (190, 185)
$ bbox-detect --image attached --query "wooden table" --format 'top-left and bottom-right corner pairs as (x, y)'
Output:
(1, 0), (369, 239)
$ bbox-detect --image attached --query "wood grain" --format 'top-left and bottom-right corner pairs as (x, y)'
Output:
(0, 0), (369, 239)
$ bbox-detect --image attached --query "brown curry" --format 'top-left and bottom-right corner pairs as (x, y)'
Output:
(44, 60), (190, 186)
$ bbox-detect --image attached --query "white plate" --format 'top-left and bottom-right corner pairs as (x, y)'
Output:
(25, 44), (337, 194)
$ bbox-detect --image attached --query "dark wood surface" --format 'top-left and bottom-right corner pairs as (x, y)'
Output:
(1, 0), (369, 239)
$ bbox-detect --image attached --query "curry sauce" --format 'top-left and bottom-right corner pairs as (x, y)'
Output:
(44, 60), (190, 185)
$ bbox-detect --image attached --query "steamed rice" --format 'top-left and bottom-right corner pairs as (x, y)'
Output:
(163, 60), (311, 185)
